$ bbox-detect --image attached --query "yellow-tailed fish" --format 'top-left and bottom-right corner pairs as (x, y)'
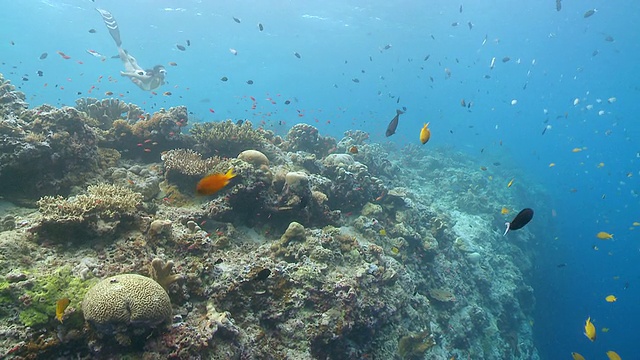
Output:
(584, 316), (596, 341)
(633, 222), (640, 226)
(605, 295), (617, 302)
(419, 123), (431, 144)
(606, 350), (621, 360)
(571, 352), (585, 360)
(548, 163), (556, 167)
(597, 231), (614, 240)
(507, 178), (514, 188)
(56, 298), (70, 323)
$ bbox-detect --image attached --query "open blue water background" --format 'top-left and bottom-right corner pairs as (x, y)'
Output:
(1, 1), (639, 358)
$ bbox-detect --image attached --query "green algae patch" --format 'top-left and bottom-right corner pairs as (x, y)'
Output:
(18, 267), (95, 328)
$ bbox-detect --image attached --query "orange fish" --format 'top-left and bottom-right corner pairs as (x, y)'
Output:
(348, 145), (358, 154)
(196, 169), (236, 196)
(56, 298), (70, 323)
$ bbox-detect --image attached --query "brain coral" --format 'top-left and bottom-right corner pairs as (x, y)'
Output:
(82, 274), (171, 331)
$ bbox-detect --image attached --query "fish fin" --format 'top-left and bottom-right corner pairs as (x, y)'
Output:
(503, 222), (510, 236)
(226, 168), (236, 178)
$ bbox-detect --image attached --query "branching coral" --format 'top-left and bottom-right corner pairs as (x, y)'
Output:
(162, 149), (220, 176)
(37, 183), (142, 221)
(150, 258), (183, 290)
(190, 120), (269, 158)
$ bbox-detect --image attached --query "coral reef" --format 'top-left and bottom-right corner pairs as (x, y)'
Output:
(0, 82), (544, 359)
(1, 105), (99, 203)
(0, 73), (28, 117)
(75, 97), (144, 129)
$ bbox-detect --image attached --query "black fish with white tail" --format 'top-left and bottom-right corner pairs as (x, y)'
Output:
(503, 208), (534, 235)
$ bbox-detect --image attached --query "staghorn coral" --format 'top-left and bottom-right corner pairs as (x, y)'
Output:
(75, 97), (143, 129)
(149, 258), (183, 290)
(190, 119), (269, 158)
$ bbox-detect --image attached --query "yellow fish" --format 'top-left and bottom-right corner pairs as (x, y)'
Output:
(632, 222), (640, 226)
(572, 147), (583, 153)
(507, 178), (514, 188)
(501, 207), (509, 215)
(605, 295), (617, 302)
(606, 350), (621, 360)
(584, 316), (596, 341)
(571, 352), (585, 360)
(56, 298), (70, 323)
(379, 229), (387, 236)
(597, 162), (605, 168)
(597, 231), (614, 240)
(601, 327), (610, 333)
(419, 123), (431, 144)
(548, 163), (556, 167)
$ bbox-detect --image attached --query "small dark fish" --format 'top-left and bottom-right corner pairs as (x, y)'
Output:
(383, 44), (392, 50)
(220, 76), (228, 81)
(294, 52), (301, 59)
(541, 126), (548, 135)
(186, 39), (191, 46)
(583, 9), (596, 18)
(10, 41), (15, 45)
(451, 22), (459, 27)
(111, 54), (120, 59)
(233, 16), (241, 23)
(484, 74), (491, 79)
(556, 0), (562, 11)
(385, 110), (402, 137)
(402, 106), (407, 112)
(284, 100), (291, 105)
(37, 70), (43, 77)
(258, 23), (264, 31)
(493, 162), (501, 166)
(246, 80), (254, 85)
(39, 52), (48, 60)
(468, 21), (473, 30)
(624, 282), (629, 290)
(254, 268), (270, 281)
(503, 208), (534, 235)
(76, 91), (82, 95)
(396, 97), (400, 104)
(604, 35), (614, 42)
(369, 56), (372, 61)
(22, 76), (29, 81)
(557, 263), (567, 268)
(459, 4), (463, 13)
(424, 54), (430, 61)
(88, 28), (97, 33)
(352, 78), (360, 83)
(176, 44), (186, 51)
(502, 56), (510, 63)
(592, 50), (599, 56)
(523, 82), (528, 90)
(430, 34), (435, 40)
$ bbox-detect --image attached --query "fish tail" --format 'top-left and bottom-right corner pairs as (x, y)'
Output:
(503, 222), (510, 236)
(226, 168), (236, 178)
(96, 8), (122, 47)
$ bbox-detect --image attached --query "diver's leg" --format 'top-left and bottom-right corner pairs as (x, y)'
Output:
(96, 8), (123, 47)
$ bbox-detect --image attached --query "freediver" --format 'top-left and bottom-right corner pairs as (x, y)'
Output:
(96, 8), (166, 91)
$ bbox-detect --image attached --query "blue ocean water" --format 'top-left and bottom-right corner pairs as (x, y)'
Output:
(2, 0), (639, 358)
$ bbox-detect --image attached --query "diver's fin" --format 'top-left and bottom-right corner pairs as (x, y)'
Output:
(96, 8), (122, 47)
(503, 222), (510, 236)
